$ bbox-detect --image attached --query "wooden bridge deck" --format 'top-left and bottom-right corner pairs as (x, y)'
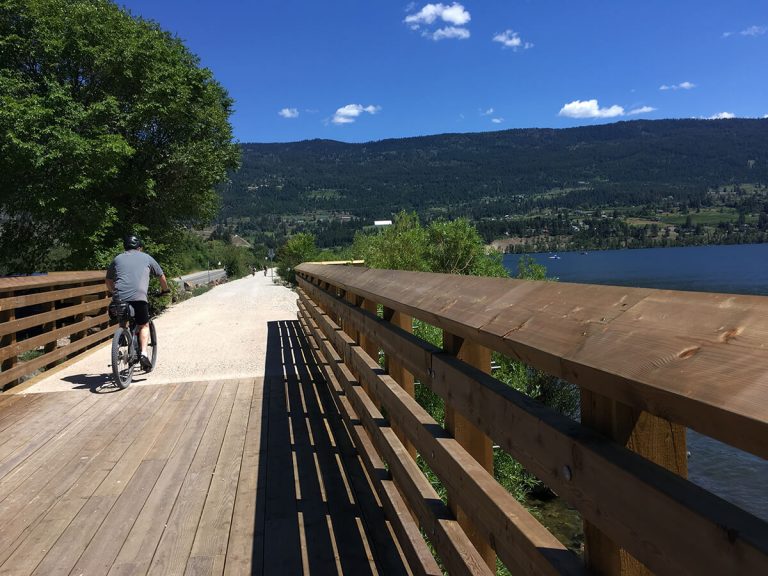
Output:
(0, 320), (407, 576)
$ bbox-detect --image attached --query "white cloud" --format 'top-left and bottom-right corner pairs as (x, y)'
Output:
(628, 106), (656, 115)
(491, 117), (504, 124)
(332, 104), (381, 125)
(558, 99), (625, 119)
(405, 3), (470, 40)
(725, 25), (767, 37)
(405, 3), (470, 27)
(429, 26), (470, 40)
(659, 81), (696, 91)
(708, 112), (736, 119)
(741, 25), (767, 36)
(480, 107), (494, 116)
(278, 108), (299, 119)
(492, 30), (533, 50)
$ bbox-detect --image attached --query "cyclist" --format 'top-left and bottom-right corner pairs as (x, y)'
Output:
(106, 235), (169, 370)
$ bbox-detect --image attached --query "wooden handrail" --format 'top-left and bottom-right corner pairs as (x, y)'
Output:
(0, 272), (110, 390)
(295, 263), (768, 576)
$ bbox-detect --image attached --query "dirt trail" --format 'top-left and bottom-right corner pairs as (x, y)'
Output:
(21, 271), (298, 393)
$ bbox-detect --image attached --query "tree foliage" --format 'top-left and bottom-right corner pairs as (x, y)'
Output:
(351, 211), (508, 276)
(0, 0), (240, 272)
(277, 232), (318, 284)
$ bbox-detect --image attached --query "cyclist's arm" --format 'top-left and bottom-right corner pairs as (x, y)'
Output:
(158, 274), (170, 293)
(105, 278), (115, 296)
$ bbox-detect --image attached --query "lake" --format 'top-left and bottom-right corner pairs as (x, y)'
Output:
(504, 243), (768, 523)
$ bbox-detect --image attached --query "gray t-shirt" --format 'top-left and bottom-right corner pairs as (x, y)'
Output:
(106, 250), (164, 302)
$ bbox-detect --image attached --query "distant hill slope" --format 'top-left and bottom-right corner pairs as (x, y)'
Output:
(222, 119), (768, 221)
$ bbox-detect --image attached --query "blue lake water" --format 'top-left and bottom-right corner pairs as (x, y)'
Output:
(504, 243), (768, 522)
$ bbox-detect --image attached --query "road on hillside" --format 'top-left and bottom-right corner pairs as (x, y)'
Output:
(177, 268), (227, 286)
(23, 271), (297, 393)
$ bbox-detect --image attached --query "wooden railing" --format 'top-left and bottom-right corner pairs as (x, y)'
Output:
(0, 272), (110, 390)
(295, 263), (768, 576)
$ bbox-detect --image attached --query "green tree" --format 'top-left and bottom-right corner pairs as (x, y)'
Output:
(0, 0), (240, 273)
(352, 211), (430, 271)
(277, 232), (318, 284)
(426, 218), (507, 277)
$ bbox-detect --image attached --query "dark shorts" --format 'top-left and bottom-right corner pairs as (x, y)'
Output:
(129, 301), (150, 325)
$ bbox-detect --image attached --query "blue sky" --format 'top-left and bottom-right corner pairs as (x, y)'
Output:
(118, 1), (767, 144)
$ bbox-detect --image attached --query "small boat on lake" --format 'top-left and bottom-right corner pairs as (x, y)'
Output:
(548, 254), (561, 260)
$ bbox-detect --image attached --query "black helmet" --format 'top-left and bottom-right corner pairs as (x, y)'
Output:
(123, 234), (143, 250)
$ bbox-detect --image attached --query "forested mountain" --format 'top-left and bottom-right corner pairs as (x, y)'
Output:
(223, 119), (767, 219)
(219, 119), (768, 249)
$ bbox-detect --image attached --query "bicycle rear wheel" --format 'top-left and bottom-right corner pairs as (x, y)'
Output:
(147, 320), (158, 370)
(111, 328), (134, 388)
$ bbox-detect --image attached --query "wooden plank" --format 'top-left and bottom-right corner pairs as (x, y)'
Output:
(303, 305), (491, 576)
(25, 385), (182, 576)
(383, 307), (416, 460)
(0, 282), (105, 313)
(0, 314), (106, 363)
(0, 392), (98, 487)
(0, 386), (169, 575)
(0, 297), (109, 339)
(296, 265), (768, 460)
(580, 391), (686, 576)
(257, 320), (303, 576)
(0, 387), (142, 565)
(224, 378), (264, 576)
(0, 318), (110, 389)
(443, 333), (495, 571)
(300, 308), (440, 576)
(302, 284), (768, 575)
(0, 271), (105, 291)
(287, 319), (386, 575)
(302, 293), (577, 576)
(70, 383), (206, 576)
(184, 378), (254, 574)
(147, 379), (240, 575)
(427, 353), (768, 576)
(108, 381), (225, 576)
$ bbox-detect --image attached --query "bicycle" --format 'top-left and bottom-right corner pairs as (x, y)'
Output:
(108, 291), (167, 388)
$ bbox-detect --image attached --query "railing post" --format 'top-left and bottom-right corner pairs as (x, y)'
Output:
(580, 390), (687, 575)
(42, 287), (58, 366)
(443, 332), (496, 571)
(382, 307), (416, 459)
(0, 291), (18, 389)
(358, 298), (379, 364)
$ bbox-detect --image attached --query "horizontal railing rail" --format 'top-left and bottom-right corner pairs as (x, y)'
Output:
(295, 262), (768, 576)
(0, 272), (110, 390)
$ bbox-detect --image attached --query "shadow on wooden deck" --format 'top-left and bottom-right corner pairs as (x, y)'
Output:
(256, 320), (408, 575)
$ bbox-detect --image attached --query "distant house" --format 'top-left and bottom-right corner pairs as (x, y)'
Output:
(374, 220), (392, 226)
(231, 234), (252, 248)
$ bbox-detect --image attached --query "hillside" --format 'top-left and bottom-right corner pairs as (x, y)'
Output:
(219, 119), (768, 249)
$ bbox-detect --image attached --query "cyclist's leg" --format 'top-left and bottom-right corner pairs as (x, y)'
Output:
(130, 301), (151, 355)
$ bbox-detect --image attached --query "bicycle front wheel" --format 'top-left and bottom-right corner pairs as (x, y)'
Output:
(147, 320), (158, 370)
(111, 328), (134, 389)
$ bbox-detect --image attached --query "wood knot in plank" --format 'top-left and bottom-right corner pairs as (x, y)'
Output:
(719, 327), (741, 343)
(678, 347), (701, 360)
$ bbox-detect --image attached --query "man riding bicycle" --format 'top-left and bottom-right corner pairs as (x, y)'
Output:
(106, 235), (169, 371)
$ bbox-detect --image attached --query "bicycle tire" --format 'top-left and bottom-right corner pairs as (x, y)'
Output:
(111, 327), (134, 388)
(147, 320), (158, 370)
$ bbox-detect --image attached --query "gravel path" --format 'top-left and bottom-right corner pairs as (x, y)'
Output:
(22, 271), (299, 393)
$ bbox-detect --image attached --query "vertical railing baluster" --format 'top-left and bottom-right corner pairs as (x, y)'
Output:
(581, 390), (687, 575)
(383, 307), (416, 459)
(443, 332), (496, 570)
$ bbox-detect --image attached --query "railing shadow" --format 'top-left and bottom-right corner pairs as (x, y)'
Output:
(255, 320), (407, 575)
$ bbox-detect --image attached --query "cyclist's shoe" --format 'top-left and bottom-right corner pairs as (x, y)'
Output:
(140, 354), (153, 372)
